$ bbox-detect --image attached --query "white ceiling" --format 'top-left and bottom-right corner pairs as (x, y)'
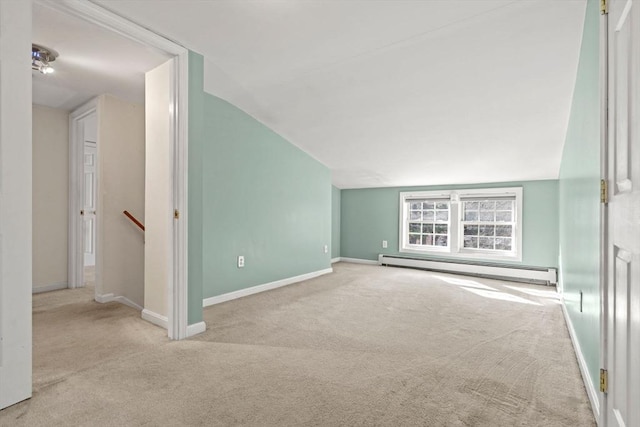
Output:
(93, 0), (586, 188)
(32, 2), (170, 111)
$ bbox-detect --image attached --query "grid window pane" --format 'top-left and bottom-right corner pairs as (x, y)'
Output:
(479, 237), (494, 249)
(495, 211), (512, 222)
(405, 200), (449, 248)
(435, 224), (448, 234)
(480, 201), (495, 211)
(465, 201), (479, 210)
(495, 225), (512, 237)
(464, 211), (478, 221)
(496, 200), (512, 210)
(479, 225), (495, 236)
(495, 238), (512, 250)
(461, 198), (515, 253)
(464, 225), (478, 236)
(479, 211), (495, 221)
(464, 236), (478, 248)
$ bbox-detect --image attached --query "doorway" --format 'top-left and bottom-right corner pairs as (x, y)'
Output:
(34, 0), (190, 339)
(69, 102), (99, 294)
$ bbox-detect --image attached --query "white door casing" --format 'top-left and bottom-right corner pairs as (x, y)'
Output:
(83, 141), (97, 267)
(0, 0), (33, 410)
(605, 0), (640, 426)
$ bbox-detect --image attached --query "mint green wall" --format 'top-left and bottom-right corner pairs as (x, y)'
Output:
(188, 51), (204, 325)
(332, 186), (341, 258)
(559, 0), (600, 389)
(341, 180), (558, 268)
(200, 96), (331, 298)
(188, 51), (331, 314)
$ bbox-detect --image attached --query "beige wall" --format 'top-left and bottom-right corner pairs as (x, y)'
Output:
(98, 94), (145, 307)
(144, 60), (172, 319)
(32, 104), (68, 290)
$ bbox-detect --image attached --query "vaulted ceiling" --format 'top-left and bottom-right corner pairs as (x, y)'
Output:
(39, 0), (587, 188)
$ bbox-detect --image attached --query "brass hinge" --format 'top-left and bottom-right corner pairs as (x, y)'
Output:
(601, 179), (608, 204)
(601, 0), (608, 14)
(600, 369), (608, 393)
(174, 209), (180, 219)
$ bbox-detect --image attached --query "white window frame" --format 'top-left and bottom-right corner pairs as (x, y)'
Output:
(399, 187), (523, 262)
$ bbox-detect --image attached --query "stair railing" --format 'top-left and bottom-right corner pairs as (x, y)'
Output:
(123, 210), (145, 231)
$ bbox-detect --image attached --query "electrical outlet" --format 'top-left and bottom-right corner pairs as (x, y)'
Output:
(237, 255), (245, 268)
(382, 240), (388, 248)
(323, 244), (328, 254)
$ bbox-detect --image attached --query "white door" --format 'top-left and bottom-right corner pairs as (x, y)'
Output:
(606, 0), (640, 425)
(83, 142), (97, 267)
(0, 0), (32, 410)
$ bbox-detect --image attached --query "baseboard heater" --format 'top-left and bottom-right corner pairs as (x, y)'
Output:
(378, 254), (557, 285)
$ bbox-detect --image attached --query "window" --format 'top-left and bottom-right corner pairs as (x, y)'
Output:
(461, 198), (515, 251)
(399, 187), (522, 261)
(407, 200), (450, 249)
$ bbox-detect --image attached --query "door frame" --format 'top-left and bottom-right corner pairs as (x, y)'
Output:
(599, 2), (609, 425)
(44, 0), (190, 340)
(69, 99), (99, 294)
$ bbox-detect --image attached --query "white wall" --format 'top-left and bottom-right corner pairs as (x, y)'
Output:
(97, 94), (145, 307)
(144, 60), (172, 321)
(32, 104), (69, 291)
(0, 0), (32, 409)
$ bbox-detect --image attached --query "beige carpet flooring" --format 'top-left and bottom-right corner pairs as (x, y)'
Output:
(0, 263), (595, 426)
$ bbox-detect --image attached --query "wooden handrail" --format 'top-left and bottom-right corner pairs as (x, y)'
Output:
(123, 210), (145, 231)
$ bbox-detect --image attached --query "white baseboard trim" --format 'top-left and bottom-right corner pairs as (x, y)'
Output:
(203, 267), (333, 307)
(561, 298), (601, 424)
(32, 282), (68, 294)
(331, 257), (341, 264)
(95, 293), (143, 311)
(339, 257), (379, 265)
(186, 321), (207, 337)
(141, 309), (169, 330)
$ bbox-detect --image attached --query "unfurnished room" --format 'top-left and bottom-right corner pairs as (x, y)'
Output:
(0, 0), (638, 426)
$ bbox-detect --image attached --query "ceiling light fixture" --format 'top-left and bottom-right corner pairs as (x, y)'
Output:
(32, 43), (58, 75)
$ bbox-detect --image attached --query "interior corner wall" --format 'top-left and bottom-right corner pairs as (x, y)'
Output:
(32, 104), (69, 290)
(193, 87), (331, 299)
(558, 0), (600, 395)
(97, 94), (145, 307)
(332, 186), (341, 258)
(341, 180), (559, 268)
